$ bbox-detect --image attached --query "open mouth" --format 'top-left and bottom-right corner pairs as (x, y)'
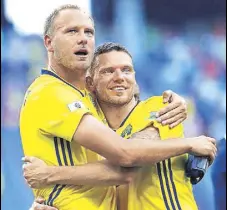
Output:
(74, 49), (88, 56)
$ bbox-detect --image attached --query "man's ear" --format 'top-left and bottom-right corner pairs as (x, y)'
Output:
(86, 76), (95, 92)
(44, 34), (54, 52)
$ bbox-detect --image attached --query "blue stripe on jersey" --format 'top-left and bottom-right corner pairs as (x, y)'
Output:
(54, 137), (63, 166)
(168, 159), (182, 210)
(60, 138), (68, 166)
(49, 138), (74, 206)
(66, 141), (74, 166)
(47, 138), (64, 205)
(162, 161), (177, 210)
(41, 69), (84, 97)
(157, 162), (171, 210)
(47, 184), (60, 205)
(49, 185), (66, 206)
(50, 139), (68, 206)
(47, 137), (63, 205)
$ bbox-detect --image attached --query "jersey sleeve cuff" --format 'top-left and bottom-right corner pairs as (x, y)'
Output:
(64, 108), (93, 141)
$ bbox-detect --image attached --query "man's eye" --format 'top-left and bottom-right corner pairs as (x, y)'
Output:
(102, 69), (113, 74)
(85, 30), (94, 37)
(122, 68), (131, 73)
(68, 29), (77, 33)
(104, 70), (111, 74)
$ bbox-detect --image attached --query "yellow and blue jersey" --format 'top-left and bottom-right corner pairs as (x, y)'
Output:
(20, 69), (116, 210)
(116, 96), (198, 210)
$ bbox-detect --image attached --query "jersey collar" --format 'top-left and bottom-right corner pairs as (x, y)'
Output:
(119, 100), (141, 128)
(41, 68), (85, 97)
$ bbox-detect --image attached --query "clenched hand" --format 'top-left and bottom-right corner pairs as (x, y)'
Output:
(22, 156), (51, 189)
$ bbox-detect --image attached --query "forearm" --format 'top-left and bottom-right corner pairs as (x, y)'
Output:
(122, 138), (191, 166)
(75, 115), (191, 167)
(125, 126), (190, 166)
(47, 160), (137, 186)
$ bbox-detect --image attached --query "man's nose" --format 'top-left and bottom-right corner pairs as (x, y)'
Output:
(77, 32), (88, 45)
(113, 69), (124, 82)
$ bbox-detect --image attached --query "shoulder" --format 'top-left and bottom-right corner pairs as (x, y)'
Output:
(143, 96), (163, 106)
(32, 76), (82, 101)
(138, 96), (166, 112)
(22, 78), (85, 115)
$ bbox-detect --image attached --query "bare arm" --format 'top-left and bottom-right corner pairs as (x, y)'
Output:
(23, 126), (161, 189)
(23, 127), (161, 189)
(23, 125), (216, 188)
(23, 157), (138, 188)
(74, 114), (216, 167)
(47, 161), (138, 186)
(23, 126), (159, 189)
(131, 126), (160, 140)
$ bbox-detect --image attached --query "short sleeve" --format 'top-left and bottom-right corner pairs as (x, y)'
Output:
(144, 96), (185, 139)
(37, 84), (92, 141)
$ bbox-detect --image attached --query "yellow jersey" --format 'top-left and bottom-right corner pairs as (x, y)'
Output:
(116, 96), (198, 210)
(20, 69), (116, 210)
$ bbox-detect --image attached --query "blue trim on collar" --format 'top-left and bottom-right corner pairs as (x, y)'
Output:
(41, 69), (84, 97)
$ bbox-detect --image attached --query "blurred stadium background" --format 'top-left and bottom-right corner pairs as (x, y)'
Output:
(1, 0), (226, 209)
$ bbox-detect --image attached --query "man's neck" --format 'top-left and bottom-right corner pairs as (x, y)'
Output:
(49, 63), (86, 90)
(99, 98), (137, 130)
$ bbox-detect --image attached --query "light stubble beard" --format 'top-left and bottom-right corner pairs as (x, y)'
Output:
(95, 92), (135, 107)
(54, 51), (92, 72)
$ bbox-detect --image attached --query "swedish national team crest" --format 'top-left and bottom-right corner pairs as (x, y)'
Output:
(149, 112), (157, 120)
(121, 124), (133, 138)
